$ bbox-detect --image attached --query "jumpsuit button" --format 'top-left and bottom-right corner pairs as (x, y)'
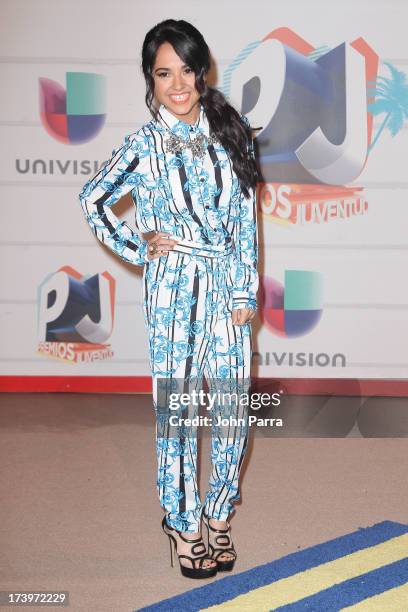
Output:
(200, 178), (205, 182)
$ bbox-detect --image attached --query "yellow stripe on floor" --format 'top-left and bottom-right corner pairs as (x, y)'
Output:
(341, 581), (408, 611)
(201, 533), (408, 611)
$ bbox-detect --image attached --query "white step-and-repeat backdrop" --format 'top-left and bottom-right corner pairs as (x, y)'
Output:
(1, 0), (407, 390)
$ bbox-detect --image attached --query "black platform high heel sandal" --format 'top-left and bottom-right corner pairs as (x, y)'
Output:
(202, 510), (237, 572)
(161, 516), (218, 579)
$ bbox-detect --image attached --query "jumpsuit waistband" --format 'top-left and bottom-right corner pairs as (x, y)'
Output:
(166, 235), (234, 259)
(142, 232), (234, 259)
(141, 231), (235, 259)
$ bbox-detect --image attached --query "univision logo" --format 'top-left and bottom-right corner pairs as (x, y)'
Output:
(261, 270), (323, 337)
(39, 72), (106, 144)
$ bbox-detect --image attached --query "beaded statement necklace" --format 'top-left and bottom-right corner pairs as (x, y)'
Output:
(165, 131), (219, 160)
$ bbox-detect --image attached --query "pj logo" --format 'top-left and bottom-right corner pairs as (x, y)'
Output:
(37, 266), (115, 364)
(222, 28), (388, 226)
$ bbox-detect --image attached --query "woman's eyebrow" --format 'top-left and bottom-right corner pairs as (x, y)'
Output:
(154, 64), (189, 72)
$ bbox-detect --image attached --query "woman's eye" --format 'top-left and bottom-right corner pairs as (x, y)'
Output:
(156, 68), (193, 78)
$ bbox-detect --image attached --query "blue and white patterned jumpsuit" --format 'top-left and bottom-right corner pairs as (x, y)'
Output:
(79, 103), (259, 532)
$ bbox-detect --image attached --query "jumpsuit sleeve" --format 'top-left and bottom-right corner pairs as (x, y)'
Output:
(78, 132), (149, 267)
(231, 118), (259, 311)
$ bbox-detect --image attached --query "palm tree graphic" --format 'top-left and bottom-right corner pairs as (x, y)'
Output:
(367, 61), (408, 153)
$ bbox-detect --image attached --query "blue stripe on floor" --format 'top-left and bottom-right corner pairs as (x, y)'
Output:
(275, 556), (408, 611)
(136, 521), (408, 612)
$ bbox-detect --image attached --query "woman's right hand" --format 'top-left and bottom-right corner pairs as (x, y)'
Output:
(145, 231), (179, 260)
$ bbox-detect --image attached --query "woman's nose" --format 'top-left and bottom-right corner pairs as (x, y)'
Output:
(172, 73), (186, 89)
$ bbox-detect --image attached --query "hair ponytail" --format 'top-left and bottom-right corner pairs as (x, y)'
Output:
(199, 85), (258, 198)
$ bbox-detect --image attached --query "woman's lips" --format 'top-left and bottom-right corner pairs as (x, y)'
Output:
(169, 92), (190, 104)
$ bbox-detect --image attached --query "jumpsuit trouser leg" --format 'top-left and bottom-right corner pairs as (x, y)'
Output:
(142, 244), (252, 533)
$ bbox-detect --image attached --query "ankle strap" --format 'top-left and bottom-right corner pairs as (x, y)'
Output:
(203, 512), (230, 532)
(163, 515), (203, 542)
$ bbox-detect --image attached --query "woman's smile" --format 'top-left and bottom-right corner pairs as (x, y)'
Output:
(169, 92), (191, 104)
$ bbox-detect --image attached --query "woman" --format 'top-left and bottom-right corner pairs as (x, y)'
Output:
(79, 19), (259, 579)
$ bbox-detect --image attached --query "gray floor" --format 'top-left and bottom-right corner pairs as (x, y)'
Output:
(0, 393), (407, 611)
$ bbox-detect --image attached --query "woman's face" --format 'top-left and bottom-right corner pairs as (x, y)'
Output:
(152, 42), (202, 125)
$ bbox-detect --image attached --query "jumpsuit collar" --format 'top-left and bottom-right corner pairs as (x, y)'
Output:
(156, 102), (209, 138)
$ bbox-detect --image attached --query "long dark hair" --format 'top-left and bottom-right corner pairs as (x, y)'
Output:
(141, 19), (259, 198)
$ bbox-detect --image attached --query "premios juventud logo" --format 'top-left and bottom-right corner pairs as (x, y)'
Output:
(223, 28), (408, 227)
(39, 72), (106, 144)
(37, 266), (116, 364)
